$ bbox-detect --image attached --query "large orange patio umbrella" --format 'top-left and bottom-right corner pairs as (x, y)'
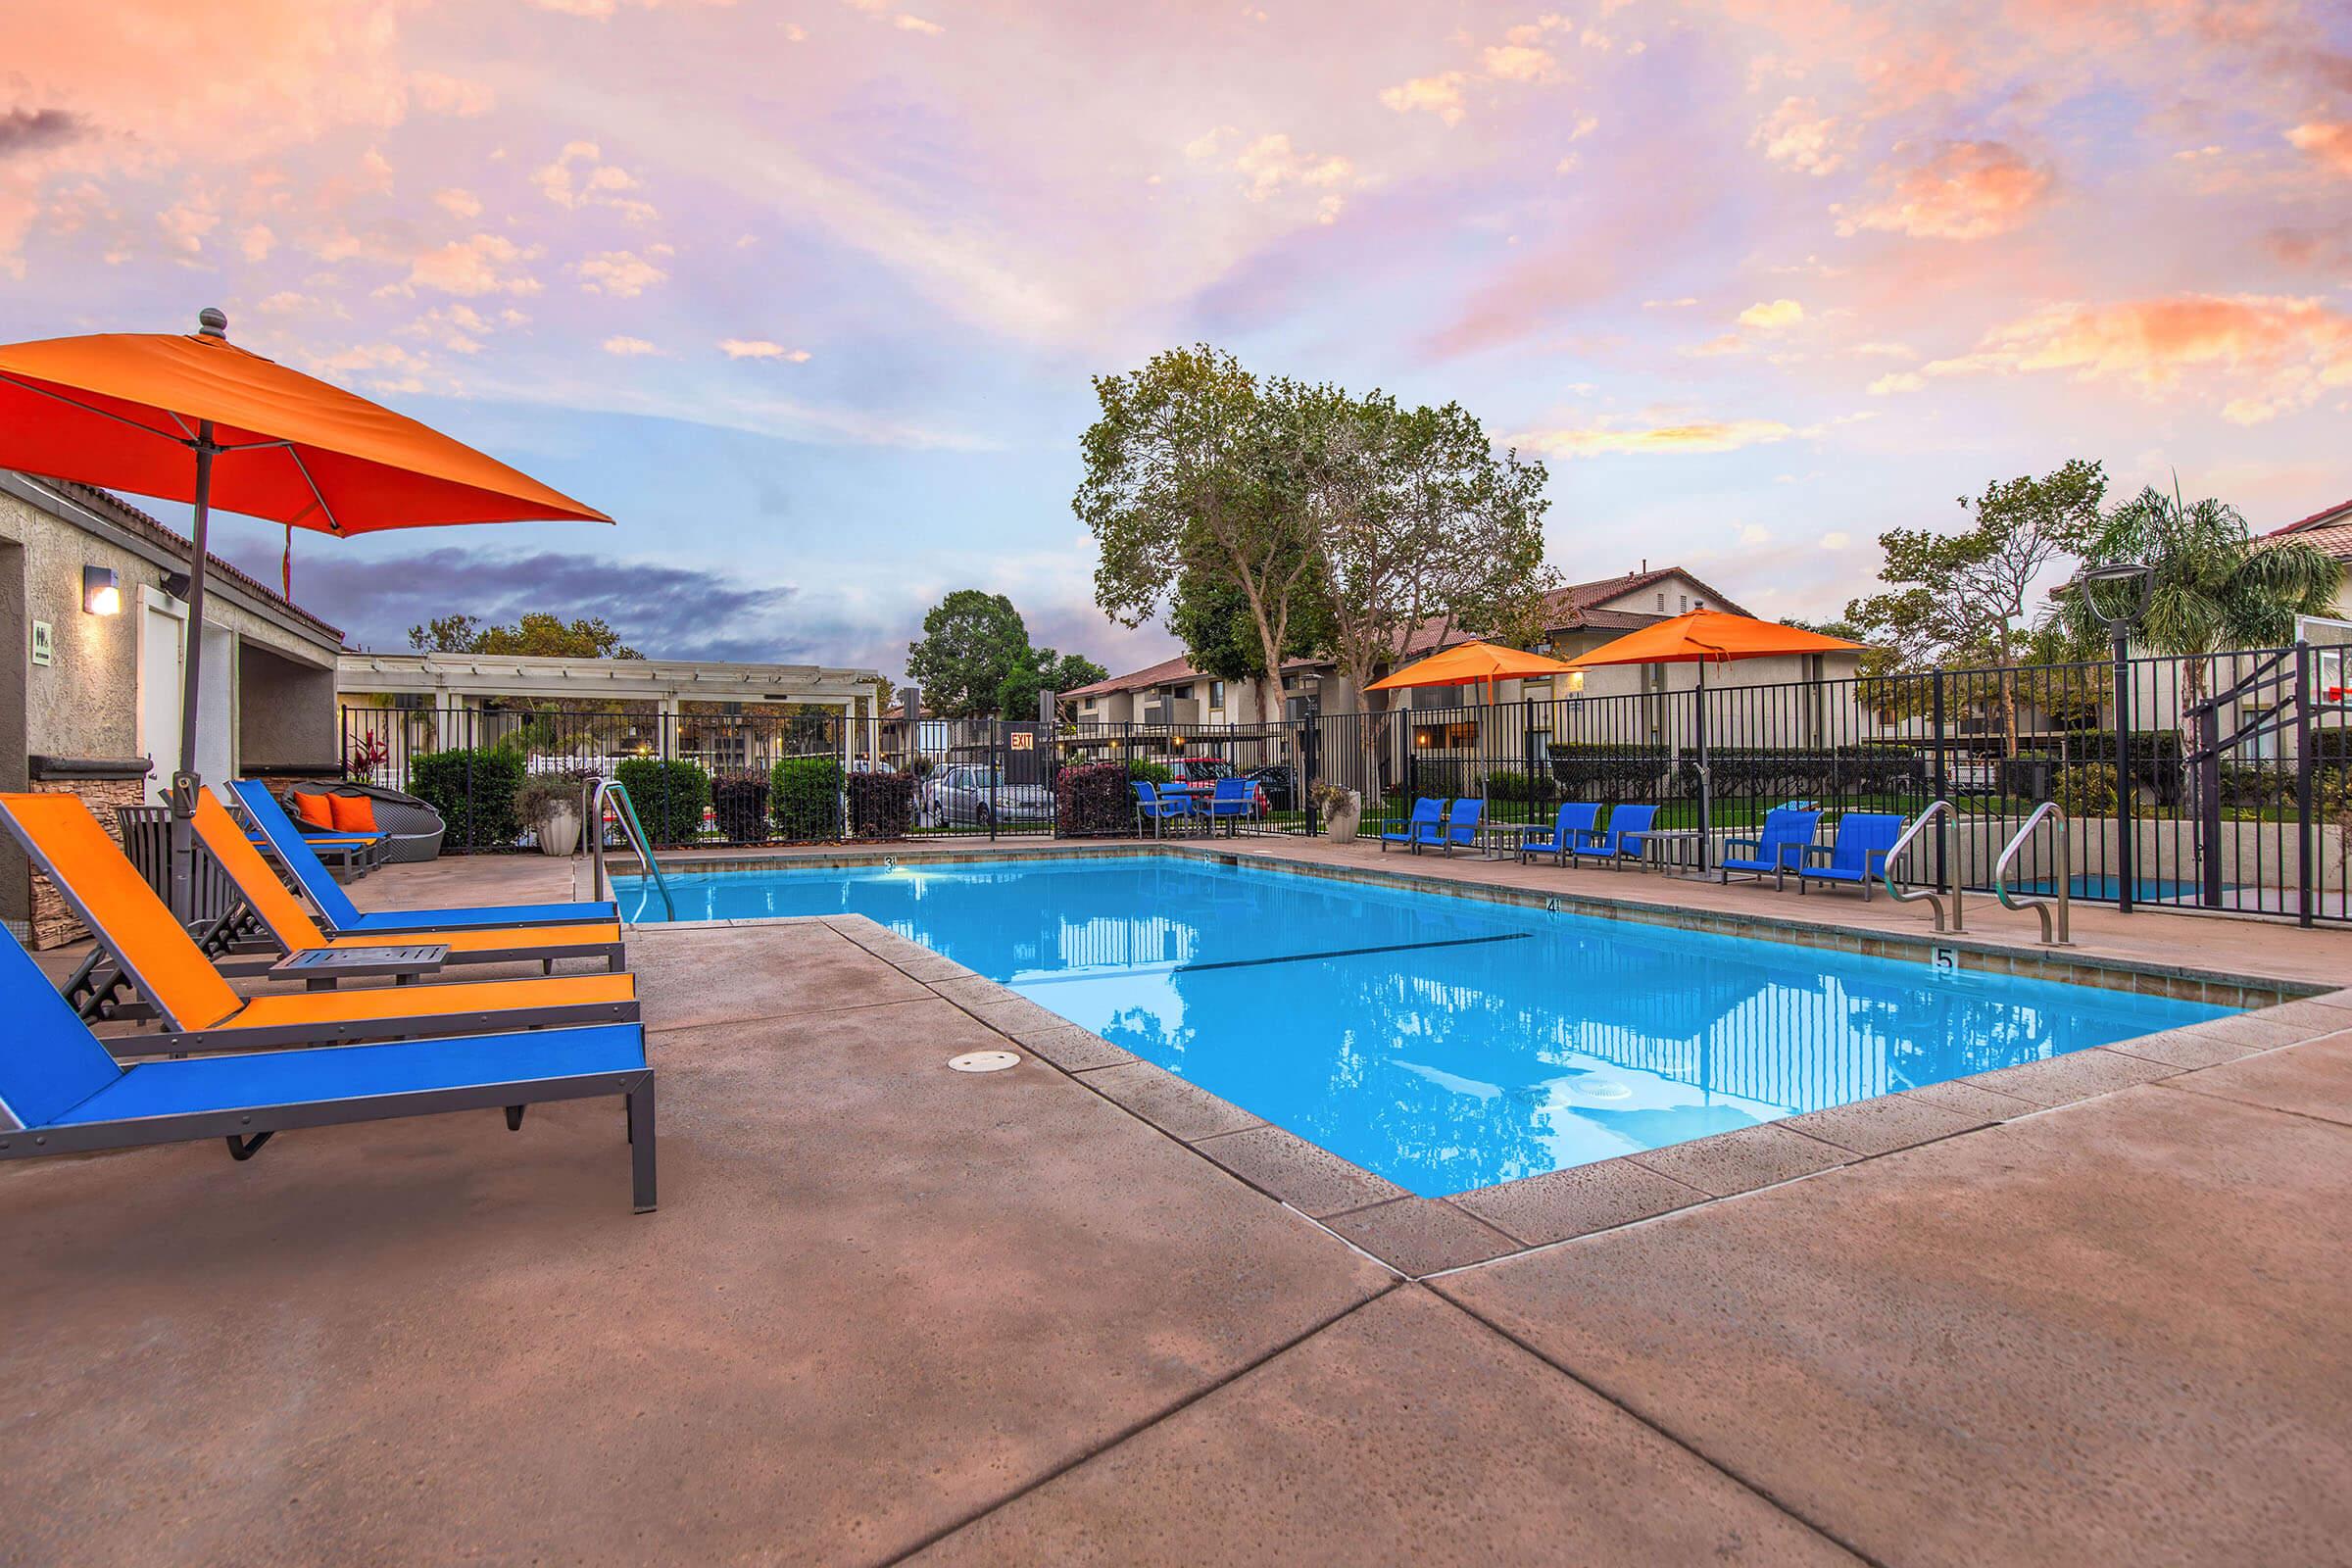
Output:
(1561, 610), (1868, 865)
(1366, 639), (1582, 704)
(0, 308), (611, 918)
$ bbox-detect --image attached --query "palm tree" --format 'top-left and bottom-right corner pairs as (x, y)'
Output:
(2057, 483), (2338, 709)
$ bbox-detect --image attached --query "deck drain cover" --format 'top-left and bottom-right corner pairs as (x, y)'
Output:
(949, 1050), (1021, 1074)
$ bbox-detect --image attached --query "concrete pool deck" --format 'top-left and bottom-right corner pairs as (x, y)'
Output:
(6, 846), (2349, 1564)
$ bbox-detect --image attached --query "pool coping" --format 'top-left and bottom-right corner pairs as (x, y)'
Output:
(599, 849), (2352, 1279)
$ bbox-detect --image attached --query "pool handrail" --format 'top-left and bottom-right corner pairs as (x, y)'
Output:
(1991, 802), (2071, 947)
(1881, 799), (1964, 933)
(585, 775), (676, 921)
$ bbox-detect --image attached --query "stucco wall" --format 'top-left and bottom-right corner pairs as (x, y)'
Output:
(0, 488), (149, 761)
(241, 641), (340, 765)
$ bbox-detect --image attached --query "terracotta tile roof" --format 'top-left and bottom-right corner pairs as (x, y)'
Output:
(1060, 653), (1201, 700)
(2266, 498), (2352, 561)
(35, 477), (346, 643)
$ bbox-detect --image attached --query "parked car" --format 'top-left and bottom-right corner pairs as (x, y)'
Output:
(915, 763), (1054, 828)
(1160, 756), (1268, 815)
(1243, 764), (1298, 812)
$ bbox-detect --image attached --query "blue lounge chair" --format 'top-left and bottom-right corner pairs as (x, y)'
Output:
(233, 781), (616, 932)
(1131, 779), (1194, 837)
(1203, 776), (1254, 835)
(0, 930), (656, 1211)
(1520, 802), (1602, 865)
(1438, 796), (1485, 856)
(1582, 803), (1658, 869)
(1795, 811), (1907, 900)
(1719, 806), (1823, 889)
(1378, 797), (1446, 854)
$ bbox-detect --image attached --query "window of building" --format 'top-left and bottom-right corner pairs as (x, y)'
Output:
(1655, 592), (1666, 611)
(1172, 683), (1194, 700)
(1679, 593), (1689, 612)
(1207, 680), (1226, 709)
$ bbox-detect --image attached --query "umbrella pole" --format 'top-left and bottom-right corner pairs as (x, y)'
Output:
(168, 418), (219, 926)
(1695, 660), (1710, 873)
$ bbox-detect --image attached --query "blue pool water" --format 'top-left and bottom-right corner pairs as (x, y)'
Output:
(619, 857), (2230, 1197)
(2021, 875), (2229, 902)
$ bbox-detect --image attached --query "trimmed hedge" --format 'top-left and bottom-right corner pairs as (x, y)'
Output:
(848, 771), (915, 839)
(410, 747), (525, 850)
(1544, 743), (1672, 800)
(710, 768), (772, 843)
(615, 758), (710, 847)
(1683, 745), (1924, 799)
(1483, 767), (1560, 804)
(770, 756), (844, 842)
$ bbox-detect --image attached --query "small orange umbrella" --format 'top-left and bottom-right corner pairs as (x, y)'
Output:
(1366, 639), (1581, 705)
(1562, 610), (1868, 868)
(0, 308), (611, 917)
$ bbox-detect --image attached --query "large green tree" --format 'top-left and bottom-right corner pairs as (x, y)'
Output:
(1167, 562), (1335, 694)
(409, 612), (642, 659)
(1845, 459), (2107, 752)
(1076, 346), (1324, 720)
(905, 590), (1034, 718)
(1304, 390), (1554, 714)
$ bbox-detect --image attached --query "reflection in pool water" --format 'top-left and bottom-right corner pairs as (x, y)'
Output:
(621, 856), (2230, 1196)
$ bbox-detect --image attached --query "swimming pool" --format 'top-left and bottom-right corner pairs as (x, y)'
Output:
(619, 856), (2230, 1197)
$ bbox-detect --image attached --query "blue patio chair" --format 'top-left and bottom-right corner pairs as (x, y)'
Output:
(1130, 779), (1194, 837)
(0, 929), (657, 1212)
(233, 782), (616, 932)
(1438, 796), (1485, 856)
(1581, 803), (1658, 869)
(1378, 797), (1446, 854)
(1203, 776), (1254, 835)
(1519, 802), (1601, 865)
(1719, 806), (1823, 890)
(1794, 810), (1907, 900)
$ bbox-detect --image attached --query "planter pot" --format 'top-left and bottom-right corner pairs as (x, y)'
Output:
(533, 802), (582, 858)
(1322, 792), (1361, 843)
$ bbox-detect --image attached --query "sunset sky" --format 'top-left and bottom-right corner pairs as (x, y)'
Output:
(4, 0), (2348, 679)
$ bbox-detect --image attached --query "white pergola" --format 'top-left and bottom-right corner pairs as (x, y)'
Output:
(338, 652), (885, 756)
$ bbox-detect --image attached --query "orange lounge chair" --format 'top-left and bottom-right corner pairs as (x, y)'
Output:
(189, 794), (623, 978)
(0, 794), (636, 1055)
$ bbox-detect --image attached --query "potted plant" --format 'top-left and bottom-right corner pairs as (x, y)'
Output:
(514, 770), (589, 857)
(1309, 781), (1360, 843)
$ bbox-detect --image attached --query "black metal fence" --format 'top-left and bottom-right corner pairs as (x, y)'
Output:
(341, 637), (2352, 925)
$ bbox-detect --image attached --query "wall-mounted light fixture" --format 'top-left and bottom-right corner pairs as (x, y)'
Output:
(82, 565), (122, 616)
(1564, 670), (1586, 693)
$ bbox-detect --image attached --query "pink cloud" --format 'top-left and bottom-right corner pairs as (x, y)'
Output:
(1839, 141), (2053, 241)
(2286, 122), (2352, 177)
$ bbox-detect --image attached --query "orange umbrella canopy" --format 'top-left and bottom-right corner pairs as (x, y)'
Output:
(1560, 609), (1864, 669)
(1366, 640), (1581, 692)
(0, 317), (609, 532)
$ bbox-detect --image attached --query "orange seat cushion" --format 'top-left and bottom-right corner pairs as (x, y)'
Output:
(290, 791), (337, 829)
(326, 794), (379, 833)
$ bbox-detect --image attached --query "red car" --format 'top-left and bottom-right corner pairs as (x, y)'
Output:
(1160, 757), (1268, 815)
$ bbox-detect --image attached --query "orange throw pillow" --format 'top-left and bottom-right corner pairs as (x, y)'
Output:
(327, 794), (379, 833)
(290, 791), (336, 829)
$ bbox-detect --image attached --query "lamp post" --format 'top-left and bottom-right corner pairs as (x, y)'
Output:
(2073, 562), (2152, 912)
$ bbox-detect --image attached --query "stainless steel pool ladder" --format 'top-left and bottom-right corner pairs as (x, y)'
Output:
(1991, 802), (2071, 947)
(1880, 799), (1963, 933)
(584, 775), (676, 920)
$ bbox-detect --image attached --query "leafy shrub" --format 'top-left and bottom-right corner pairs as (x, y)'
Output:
(615, 758), (710, 847)
(849, 771), (915, 838)
(710, 768), (773, 844)
(410, 747), (526, 851)
(2053, 762), (2117, 817)
(770, 756), (844, 842)
(1125, 759), (1173, 785)
(2050, 729), (2184, 804)
(1057, 760), (1137, 836)
(1483, 768), (1559, 804)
